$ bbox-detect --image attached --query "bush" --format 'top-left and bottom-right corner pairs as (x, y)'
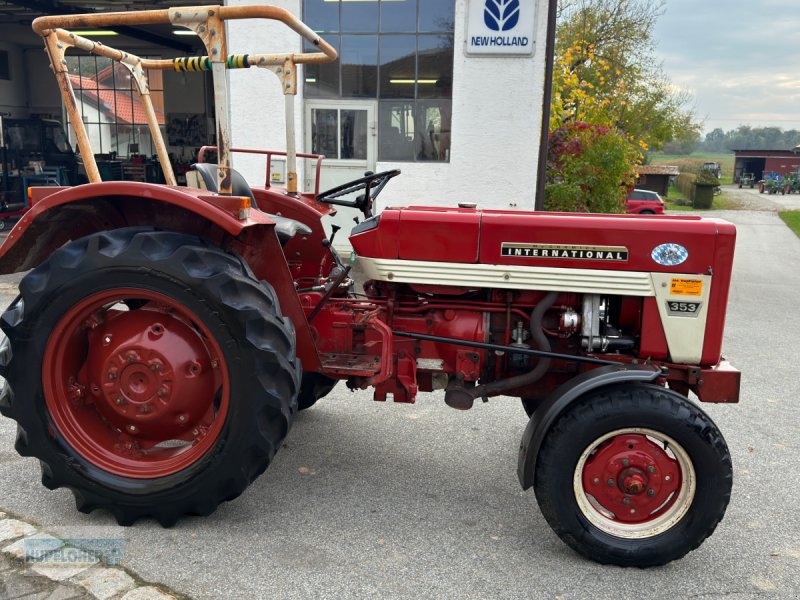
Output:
(675, 173), (697, 199)
(545, 122), (639, 213)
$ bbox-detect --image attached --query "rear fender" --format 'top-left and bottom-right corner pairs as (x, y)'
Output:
(517, 364), (662, 490)
(0, 182), (323, 371)
(0, 182), (271, 274)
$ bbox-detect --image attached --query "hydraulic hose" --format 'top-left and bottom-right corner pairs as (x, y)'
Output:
(468, 291), (559, 398)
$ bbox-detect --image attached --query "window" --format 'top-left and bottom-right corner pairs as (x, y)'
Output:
(311, 108), (369, 160)
(64, 54), (165, 157)
(303, 0), (454, 162)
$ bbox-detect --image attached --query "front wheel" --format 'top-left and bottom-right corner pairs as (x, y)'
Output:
(0, 229), (300, 526)
(533, 383), (731, 567)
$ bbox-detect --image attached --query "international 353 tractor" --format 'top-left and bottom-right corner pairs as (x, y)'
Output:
(0, 5), (739, 567)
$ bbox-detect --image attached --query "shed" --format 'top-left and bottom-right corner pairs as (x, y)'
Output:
(635, 165), (679, 197)
(732, 149), (800, 182)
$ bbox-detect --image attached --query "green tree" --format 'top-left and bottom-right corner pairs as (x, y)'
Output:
(552, 0), (701, 152)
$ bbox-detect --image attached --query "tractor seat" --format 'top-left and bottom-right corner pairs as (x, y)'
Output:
(190, 163), (312, 242)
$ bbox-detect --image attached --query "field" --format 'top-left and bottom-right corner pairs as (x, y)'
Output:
(648, 152), (735, 184)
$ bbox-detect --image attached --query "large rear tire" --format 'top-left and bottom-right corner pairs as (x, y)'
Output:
(533, 383), (731, 567)
(297, 373), (338, 411)
(0, 228), (300, 526)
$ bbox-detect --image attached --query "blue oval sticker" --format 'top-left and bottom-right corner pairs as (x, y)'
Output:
(651, 243), (688, 266)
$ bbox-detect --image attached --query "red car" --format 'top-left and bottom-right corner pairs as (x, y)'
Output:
(626, 189), (665, 214)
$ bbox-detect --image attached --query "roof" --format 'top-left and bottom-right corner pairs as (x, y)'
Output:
(732, 149), (799, 155)
(636, 165), (680, 176)
(68, 74), (165, 127)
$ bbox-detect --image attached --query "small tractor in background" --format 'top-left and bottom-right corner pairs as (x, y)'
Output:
(0, 5), (740, 568)
(782, 170), (800, 194)
(738, 172), (755, 189)
(759, 172), (784, 194)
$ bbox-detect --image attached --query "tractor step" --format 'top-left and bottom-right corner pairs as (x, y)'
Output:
(320, 353), (381, 377)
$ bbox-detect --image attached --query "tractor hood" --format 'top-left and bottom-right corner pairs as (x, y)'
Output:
(349, 206), (736, 276)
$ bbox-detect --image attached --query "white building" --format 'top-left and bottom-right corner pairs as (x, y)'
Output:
(226, 0), (552, 216)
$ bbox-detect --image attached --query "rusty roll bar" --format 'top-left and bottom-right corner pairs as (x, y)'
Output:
(33, 5), (337, 195)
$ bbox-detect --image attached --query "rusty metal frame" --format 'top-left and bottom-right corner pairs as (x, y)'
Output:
(197, 146), (326, 195)
(33, 4), (337, 195)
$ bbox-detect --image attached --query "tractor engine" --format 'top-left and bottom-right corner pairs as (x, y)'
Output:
(305, 204), (740, 408)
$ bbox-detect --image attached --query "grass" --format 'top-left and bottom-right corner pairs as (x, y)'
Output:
(649, 152), (735, 185)
(779, 211), (800, 238)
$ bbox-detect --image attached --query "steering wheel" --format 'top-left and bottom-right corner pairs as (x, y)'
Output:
(316, 169), (401, 218)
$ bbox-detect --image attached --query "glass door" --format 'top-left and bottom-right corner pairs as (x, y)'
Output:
(305, 101), (376, 253)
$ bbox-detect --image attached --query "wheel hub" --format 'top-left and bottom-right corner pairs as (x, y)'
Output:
(581, 433), (682, 523)
(83, 308), (216, 440)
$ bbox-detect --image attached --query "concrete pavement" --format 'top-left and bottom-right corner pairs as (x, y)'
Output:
(0, 210), (799, 599)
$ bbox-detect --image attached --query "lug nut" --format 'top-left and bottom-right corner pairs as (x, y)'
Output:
(607, 478), (615, 486)
(178, 414), (186, 422)
(665, 475), (671, 482)
(128, 425), (137, 433)
(157, 387), (167, 397)
(115, 396), (124, 405)
(647, 489), (655, 496)
(623, 497), (631, 505)
(647, 465), (655, 473)
(621, 459), (630, 467)
(592, 477), (600, 484)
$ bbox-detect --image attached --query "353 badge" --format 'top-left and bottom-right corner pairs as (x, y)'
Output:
(666, 301), (702, 317)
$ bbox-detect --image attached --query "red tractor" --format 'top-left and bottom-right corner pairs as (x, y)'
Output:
(0, 6), (739, 568)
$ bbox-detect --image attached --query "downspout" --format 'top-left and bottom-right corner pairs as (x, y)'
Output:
(534, 0), (558, 211)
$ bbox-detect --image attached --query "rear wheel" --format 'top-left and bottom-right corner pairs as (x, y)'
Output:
(0, 228), (300, 526)
(297, 373), (338, 410)
(639, 209), (655, 215)
(533, 383), (731, 567)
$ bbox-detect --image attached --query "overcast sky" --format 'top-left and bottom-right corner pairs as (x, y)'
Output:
(653, 0), (799, 134)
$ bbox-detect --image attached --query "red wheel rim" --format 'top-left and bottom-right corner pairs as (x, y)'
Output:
(574, 428), (695, 538)
(43, 288), (229, 479)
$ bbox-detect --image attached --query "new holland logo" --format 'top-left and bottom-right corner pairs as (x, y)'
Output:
(472, 0), (529, 49)
(501, 243), (630, 261)
(484, 0), (520, 32)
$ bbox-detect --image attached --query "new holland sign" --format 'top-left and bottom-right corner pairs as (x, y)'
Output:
(467, 0), (537, 56)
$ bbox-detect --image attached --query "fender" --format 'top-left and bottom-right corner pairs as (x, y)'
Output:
(517, 364), (662, 490)
(0, 181), (275, 274)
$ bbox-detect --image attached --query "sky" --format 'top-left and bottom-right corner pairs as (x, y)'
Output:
(652, 0), (800, 134)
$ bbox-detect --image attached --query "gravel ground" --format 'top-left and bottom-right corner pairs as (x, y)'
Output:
(719, 184), (800, 211)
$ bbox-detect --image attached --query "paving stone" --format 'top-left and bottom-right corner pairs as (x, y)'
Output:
(71, 567), (136, 600)
(44, 585), (92, 600)
(0, 518), (37, 543)
(3, 533), (65, 560)
(0, 557), (48, 599)
(31, 553), (99, 582)
(121, 587), (178, 600)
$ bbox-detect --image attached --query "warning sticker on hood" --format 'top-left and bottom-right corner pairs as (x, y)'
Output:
(670, 278), (703, 296)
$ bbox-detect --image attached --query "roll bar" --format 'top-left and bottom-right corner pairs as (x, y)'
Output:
(33, 5), (337, 195)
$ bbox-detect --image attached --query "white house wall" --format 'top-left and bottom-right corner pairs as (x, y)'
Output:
(227, 0), (549, 210)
